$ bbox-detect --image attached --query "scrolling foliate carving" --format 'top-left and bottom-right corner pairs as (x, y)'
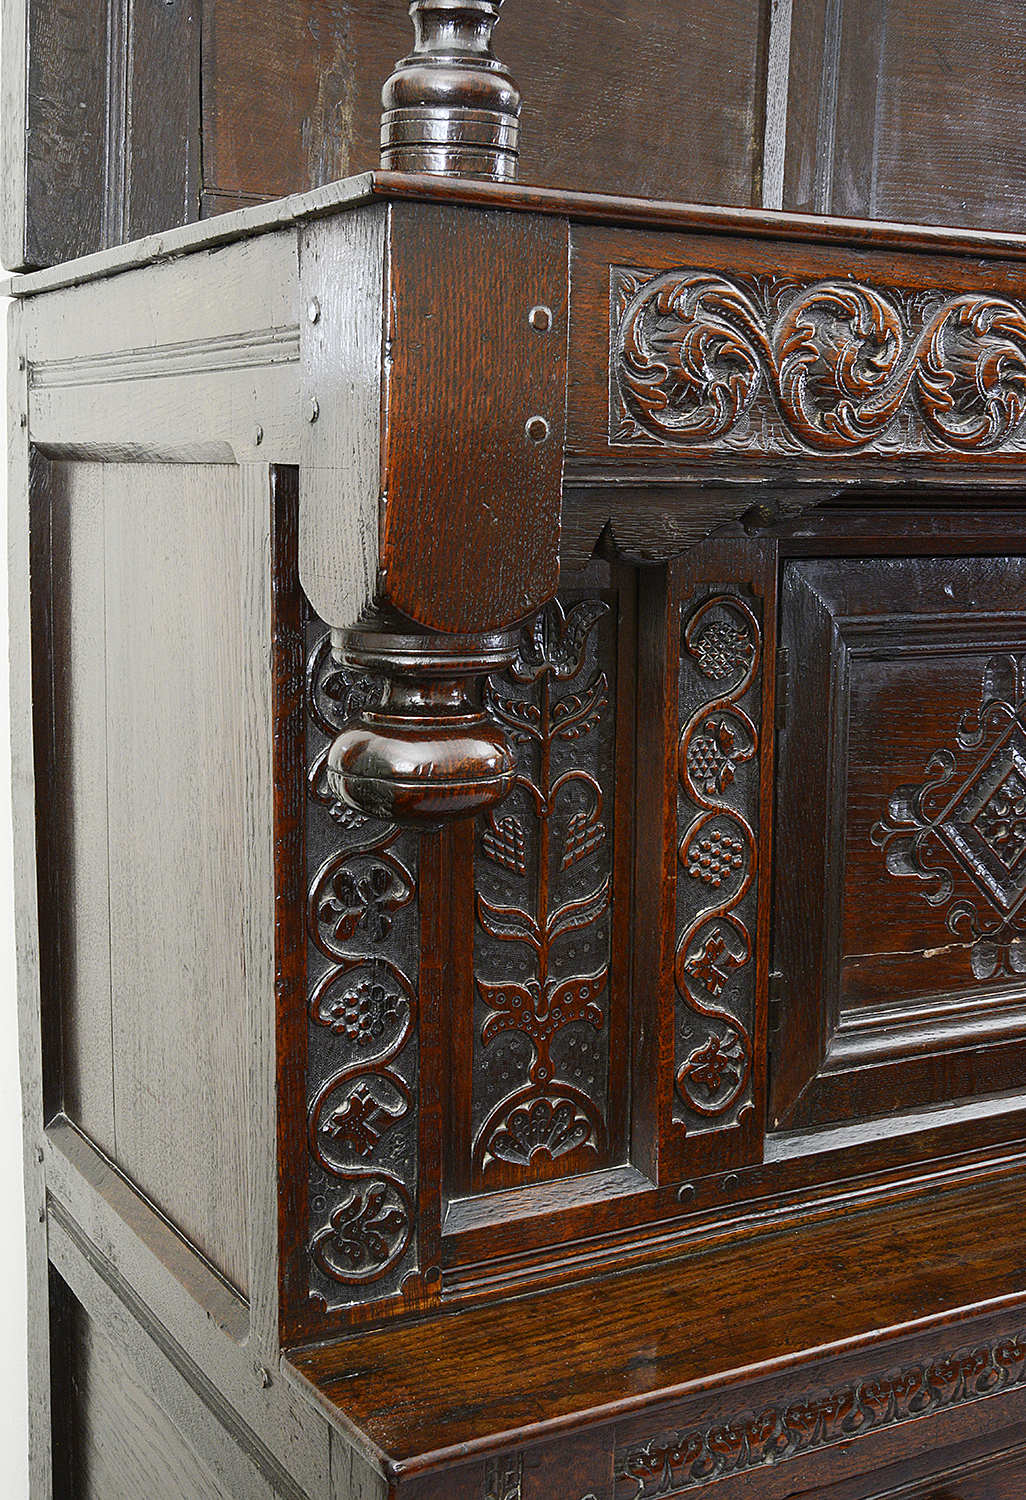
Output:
(873, 653), (1026, 980)
(305, 627), (420, 1304)
(675, 595), (759, 1126)
(610, 267), (1026, 456)
(472, 596), (616, 1184)
(615, 1331), (1026, 1495)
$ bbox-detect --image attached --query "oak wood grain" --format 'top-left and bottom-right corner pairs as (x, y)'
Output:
(291, 1170), (1026, 1465)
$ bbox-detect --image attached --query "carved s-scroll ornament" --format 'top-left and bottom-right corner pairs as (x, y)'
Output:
(305, 629), (420, 1302)
(611, 269), (1026, 456)
(616, 1331), (1026, 1495)
(675, 595), (759, 1124)
(873, 653), (1026, 980)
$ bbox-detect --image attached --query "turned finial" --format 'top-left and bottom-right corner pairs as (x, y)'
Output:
(380, 0), (520, 180)
(326, 617), (520, 825)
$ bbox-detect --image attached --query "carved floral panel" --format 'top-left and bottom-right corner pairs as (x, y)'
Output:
(675, 591), (760, 1130)
(305, 622), (420, 1310)
(610, 267), (1026, 457)
(472, 591), (619, 1188)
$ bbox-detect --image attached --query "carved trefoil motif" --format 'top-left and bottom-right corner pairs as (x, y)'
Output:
(675, 593), (759, 1127)
(873, 653), (1026, 980)
(615, 1330), (1026, 1495)
(472, 594), (616, 1185)
(610, 267), (1026, 456)
(305, 625), (420, 1308)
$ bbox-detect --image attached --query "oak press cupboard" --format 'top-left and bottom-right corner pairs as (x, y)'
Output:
(7, 2), (1026, 1497)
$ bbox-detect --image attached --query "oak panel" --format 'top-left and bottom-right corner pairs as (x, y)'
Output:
(69, 1295), (232, 1500)
(101, 463), (261, 1296)
(200, 0), (768, 211)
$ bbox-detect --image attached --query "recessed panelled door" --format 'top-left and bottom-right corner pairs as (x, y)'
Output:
(772, 552), (1026, 1133)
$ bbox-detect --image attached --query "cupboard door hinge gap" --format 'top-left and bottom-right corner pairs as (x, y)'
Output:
(775, 647), (789, 730)
(767, 970), (785, 1056)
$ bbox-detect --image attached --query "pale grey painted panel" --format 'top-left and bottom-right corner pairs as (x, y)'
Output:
(70, 1296), (234, 1500)
(24, 232), (300, 465)
(101, 461), (264, 1296)
(49, 462), (116, 1156)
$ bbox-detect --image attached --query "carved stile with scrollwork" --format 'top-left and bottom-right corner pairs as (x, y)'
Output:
(305, 622), (421, 1310)
(675, 593), (761, 1129)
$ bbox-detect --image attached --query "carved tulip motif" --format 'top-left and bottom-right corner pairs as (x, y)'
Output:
(474, 598), (614, 1179)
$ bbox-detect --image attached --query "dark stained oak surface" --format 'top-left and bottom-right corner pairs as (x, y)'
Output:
(12, 7), (1026, 1492)
(289, 1169), (1026, 1464)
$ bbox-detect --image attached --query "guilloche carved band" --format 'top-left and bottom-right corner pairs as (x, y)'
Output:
(611, 269), (1026, 456)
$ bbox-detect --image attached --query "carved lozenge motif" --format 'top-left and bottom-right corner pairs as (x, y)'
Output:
(873, 652), (1026, 980)
(611, 268), (1026, 456)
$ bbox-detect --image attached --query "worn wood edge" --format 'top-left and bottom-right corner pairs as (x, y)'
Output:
(46, 1116), (249, 1341)
(0, 0), (28, 270)
(286, 1289), (1026, 1479)
(8, 303), (52, 1498)
(47, 1207), (306, 1500)
(238, 464), (278, 1358)
(42, 1116), (338, 1499)
(1, 174), (378, 297)
(297, 207), (383, 631)
(280, 1358), (393, 1479)
(13, 169), (1026, 300)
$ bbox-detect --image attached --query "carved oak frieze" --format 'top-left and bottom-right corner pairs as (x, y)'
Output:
(610, 268), (1026, 457)
(472, 595), (616, 1185)
(675, 593), (759, 1126)
(873, 653), (1026, 981)
(616, 1331), (1026, 1495)
(305, 626), (420, 1306)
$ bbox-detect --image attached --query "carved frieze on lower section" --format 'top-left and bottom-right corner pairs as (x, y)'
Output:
(305, 625), (420, 1309)
(610, 267), (1026, 457)
(472, 594), (616, 1187)
(615, 1331), (1026, 1495)
(675, 593), (759, 1128)
(873, 653), (1026, 981)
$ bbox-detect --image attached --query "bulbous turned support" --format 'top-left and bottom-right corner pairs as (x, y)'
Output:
(381, 0), (520, 181)
(326, 617), (520, 826)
